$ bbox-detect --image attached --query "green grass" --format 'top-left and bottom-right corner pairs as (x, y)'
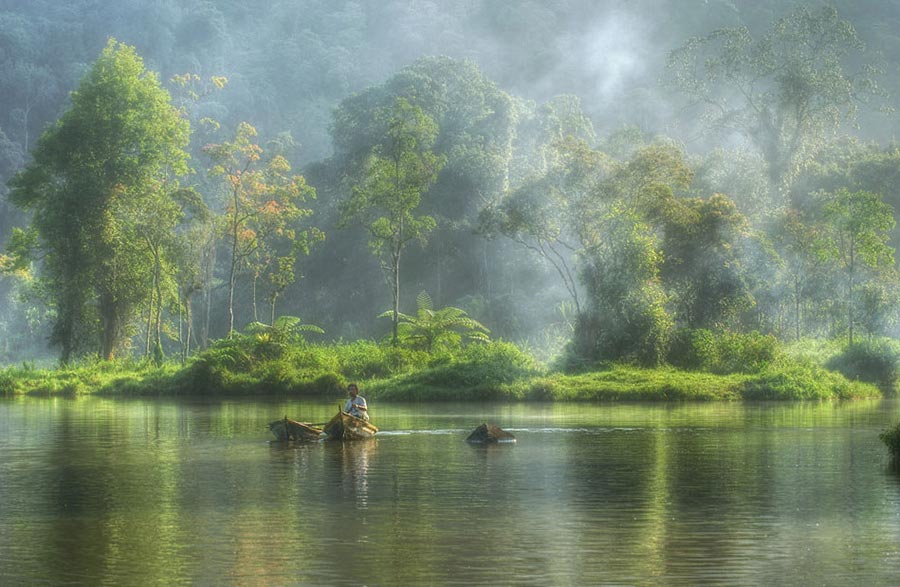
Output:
(0, 359), (181, 396)
(0, 337), (884, 401)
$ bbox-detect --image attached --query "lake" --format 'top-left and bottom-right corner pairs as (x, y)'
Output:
(1, 397), (899, 585)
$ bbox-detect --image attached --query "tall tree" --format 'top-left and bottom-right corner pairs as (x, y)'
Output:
(667, 6), (883, 204)
(659, 193), (757, 329)
(204, 122), (319, 335)
(772, 210), (837, 341)
(8, 39), (190, 362)
(340, 97), (446, 344)
(479, 136), (609, 316)
(577, 205), (672, 366)
(822, 189), (894, 344)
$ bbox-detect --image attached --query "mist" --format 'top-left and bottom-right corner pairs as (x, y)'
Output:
(3, 0), (900, 364)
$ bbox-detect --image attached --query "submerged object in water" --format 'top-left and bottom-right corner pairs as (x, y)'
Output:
(466, 423), (516, 444)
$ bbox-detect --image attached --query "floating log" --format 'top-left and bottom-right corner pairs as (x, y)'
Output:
(466, 423), (516, 444)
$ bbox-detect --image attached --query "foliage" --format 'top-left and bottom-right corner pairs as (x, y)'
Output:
(771, 208), (838, 340)
(368, 341), (540, 401)
(524, 365), (746, 401)
(659, 193), (757, 329)
(340, 97), (446, 345)
(379, 290), (490, 352)
(740, 358), (876, 400)
(4, 5), (900, 376)
(826, 339), (900, 393)
(0, 337), (880, 402)
(576, 206), (672, 366)
(204, 122), (321, 333)
(668, 329), (779, 374)
(880, 421), (900, 458)
(667, 5), (884, 200)
(822, 188), (895, 344)
(667, 329), (719, 371)
(479, 125), (603, 315)
(521, 357), (877, 401)
(8, 39), (190, 362)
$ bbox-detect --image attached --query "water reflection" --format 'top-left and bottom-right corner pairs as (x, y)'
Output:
(325, 439), (376, 508)
(1, 397), (899, 585)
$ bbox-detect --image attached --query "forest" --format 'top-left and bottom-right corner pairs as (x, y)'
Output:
(3, 1), (900, 399)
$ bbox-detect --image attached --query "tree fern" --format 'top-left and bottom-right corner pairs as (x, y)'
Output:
(378, 291), (490, 352)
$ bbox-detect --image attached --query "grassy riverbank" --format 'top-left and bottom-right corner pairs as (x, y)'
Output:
(0, 334), (888, 401)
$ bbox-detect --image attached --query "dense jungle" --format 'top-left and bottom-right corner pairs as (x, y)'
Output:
(3, 1), (900, 401)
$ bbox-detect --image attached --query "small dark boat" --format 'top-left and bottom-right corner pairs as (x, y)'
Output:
(466, 423), (516, 444)
(269, 416), (323, 441)
(322, 410), (378, 441)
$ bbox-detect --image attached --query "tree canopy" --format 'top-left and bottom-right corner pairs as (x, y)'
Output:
(9, 39), (190, 361)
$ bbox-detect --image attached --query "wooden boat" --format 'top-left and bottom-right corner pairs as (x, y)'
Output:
(268, 416), (323, 441)
(322, 410), (378, 441)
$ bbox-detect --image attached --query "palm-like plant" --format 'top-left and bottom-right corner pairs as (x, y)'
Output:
(379, 291), (490, 352)
(245, 315), (325, 345)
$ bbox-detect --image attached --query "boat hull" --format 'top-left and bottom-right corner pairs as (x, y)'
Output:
(269, 417), (323, 441)
(323, 410), (378, 441)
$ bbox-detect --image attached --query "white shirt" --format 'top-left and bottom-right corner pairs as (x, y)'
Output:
(345, 395), (368, 419)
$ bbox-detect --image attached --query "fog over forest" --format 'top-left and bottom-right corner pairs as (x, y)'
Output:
(3, 0), (900, 364)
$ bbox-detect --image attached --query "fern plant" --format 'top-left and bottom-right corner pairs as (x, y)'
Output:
(379, 291), (489, 352)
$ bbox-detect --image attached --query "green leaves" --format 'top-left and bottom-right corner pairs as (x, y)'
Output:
(667, 6), (882, 201)
(821, 188), (896, 343)
(379, 290), (490, 352)
(8, 39), (191, 362)
(204, 122), (321, 331)
(340, 97), (446, 344)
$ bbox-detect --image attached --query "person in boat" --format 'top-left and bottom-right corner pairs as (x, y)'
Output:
(344, 383), (369, 421)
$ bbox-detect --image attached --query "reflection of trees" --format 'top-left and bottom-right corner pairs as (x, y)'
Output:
(5, 398), (899, 584)
(556, 401), (898, 582)
(16, 399), (193, 583)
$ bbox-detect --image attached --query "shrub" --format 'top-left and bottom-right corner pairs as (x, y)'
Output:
(667, 329), (778, 374)
(740, 358), (876, 400)
(716, 331), (779, 374)
(0, 370), (17, 395)
(668, 329), (718, 371)
(369, 340), (540, 401)
(880, 422), (900, 457)
(826, 339), (900, 394)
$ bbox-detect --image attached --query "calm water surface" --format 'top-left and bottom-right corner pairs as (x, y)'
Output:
(1, 397), (900, 585)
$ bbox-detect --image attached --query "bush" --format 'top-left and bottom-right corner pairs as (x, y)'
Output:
(826, 339), (900, 394)
(369, 341), (540, 401)
(880, 422), (900, 457)
(716, 331), (779, 374)
(667, 329), (778, 374)
(740, 358), (876, 400)
(0, 369), (18, 395)
(668, 329), (719, 371)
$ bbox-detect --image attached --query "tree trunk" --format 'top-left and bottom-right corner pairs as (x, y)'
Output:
(99, 293), (118, 361)
(228, 265), (237, 335)
(153, 256), (164, 364)
(182, 292), (194, 364)
(252, 270), (259, 323)
(391, 248), (400, 345)
(145, 273), (155, 357)
(228, 185), (240, 336)
(847, 239), (856, 346)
